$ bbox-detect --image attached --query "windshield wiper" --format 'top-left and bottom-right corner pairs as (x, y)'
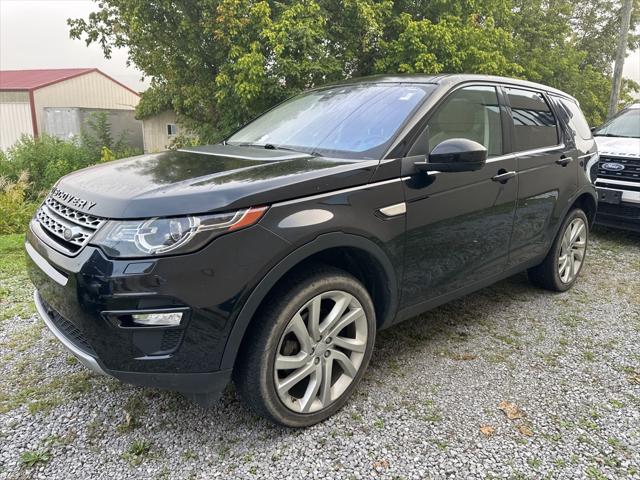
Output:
(236, 143), (323, 157)
(594, 133), (639, 138)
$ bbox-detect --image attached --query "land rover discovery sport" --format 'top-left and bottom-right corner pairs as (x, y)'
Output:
(26, 75), (597, 427)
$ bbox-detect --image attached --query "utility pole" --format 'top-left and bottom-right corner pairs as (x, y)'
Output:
(608, 0), (633, 118)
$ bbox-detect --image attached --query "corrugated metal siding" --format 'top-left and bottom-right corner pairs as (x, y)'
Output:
(32, 71), (139, 133)
(143, 111), (178, 153)
(0, 101), (33, 150)
(0, 91), (29, 103)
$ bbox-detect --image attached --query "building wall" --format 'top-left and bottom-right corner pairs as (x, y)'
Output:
(0, 91), (33, 151)
(32, 70), (140, 134)
(142, 110), (179, 153)
(42, 107), (144, 150)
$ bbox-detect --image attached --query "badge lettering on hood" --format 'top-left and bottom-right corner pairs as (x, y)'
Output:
(51, 187), (97, 211)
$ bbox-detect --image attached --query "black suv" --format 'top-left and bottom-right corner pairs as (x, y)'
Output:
(26, 75), (597, 427)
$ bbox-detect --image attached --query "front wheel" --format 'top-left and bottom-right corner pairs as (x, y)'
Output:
(528, 208), (589, 292)
(234, 266), (376, 427)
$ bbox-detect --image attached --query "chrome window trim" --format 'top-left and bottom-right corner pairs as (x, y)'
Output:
(486, 144), (566, 163)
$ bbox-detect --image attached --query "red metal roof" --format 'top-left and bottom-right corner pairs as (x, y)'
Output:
(0, 68), (139, 95)
(0, 68), (95, 90)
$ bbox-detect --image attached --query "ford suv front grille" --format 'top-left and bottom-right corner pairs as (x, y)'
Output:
(34, 196), (105, 254)
(597, 155), (640, 182)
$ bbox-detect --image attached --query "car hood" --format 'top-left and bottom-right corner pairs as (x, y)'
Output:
(594, 136), (640, 158)
(53, 145), (379, 219)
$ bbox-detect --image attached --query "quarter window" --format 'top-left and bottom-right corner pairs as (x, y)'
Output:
(506, 88), (558, 151)
(425, 86), (503, 157)
(556, 97), (592, 140)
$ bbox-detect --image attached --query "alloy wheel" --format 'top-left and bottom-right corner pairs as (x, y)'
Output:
(274, 290), (368, 413)
(558, 217), (587, 284)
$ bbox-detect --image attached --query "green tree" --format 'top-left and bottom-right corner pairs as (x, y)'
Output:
(69, 0), (639, 137)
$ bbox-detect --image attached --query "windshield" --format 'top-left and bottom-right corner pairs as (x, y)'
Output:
(227, 83), (435, 159)
(594, 108), (640, 138)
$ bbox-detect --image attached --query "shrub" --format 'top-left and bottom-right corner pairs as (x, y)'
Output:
(0, 132), (142, 202)
(0, 172), (38, 235)
(0, 135), (96, 200)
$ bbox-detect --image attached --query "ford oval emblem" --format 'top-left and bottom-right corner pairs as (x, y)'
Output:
(602, 162), (625, 171)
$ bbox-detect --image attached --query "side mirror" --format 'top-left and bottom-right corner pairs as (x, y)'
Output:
(415, 138), (488, 173)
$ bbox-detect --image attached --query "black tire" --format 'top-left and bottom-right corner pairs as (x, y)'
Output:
(234, 265), (376, 427)
(527, 208), (589, 292)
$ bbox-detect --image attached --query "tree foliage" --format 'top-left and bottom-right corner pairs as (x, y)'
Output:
(68, 0), (640, 140)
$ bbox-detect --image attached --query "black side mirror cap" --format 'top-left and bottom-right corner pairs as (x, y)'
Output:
(415, 138), (488, 173)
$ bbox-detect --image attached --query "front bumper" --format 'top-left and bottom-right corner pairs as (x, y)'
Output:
(595, 186), (640, 232)
(33, 290), (232, 401)
(25, 219), (289, 398)
(34, 289), (106, 376)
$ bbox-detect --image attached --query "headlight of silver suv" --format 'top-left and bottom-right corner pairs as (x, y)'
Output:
(91, 206), (268, 258)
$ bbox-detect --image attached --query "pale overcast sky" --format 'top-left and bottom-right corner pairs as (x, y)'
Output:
(1, 0), (639, 94)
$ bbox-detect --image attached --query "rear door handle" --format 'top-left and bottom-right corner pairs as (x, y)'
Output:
(492, 170), (517, 183)
(556, 155), (574, 167)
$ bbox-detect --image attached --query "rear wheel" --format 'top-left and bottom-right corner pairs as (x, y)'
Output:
(234, 266), (376, 427)
(528, 208), (589, 292)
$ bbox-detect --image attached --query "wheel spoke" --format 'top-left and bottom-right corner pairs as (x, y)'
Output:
(275, 352), (309, 370)
(332, 336), (366, 353)
(562, 230), (571, 252)
(569, 253), (576, 279)
(277, 361), (316, 394)
(299, 365), (322, 413)
(573, 248), (584, 261)
(570, 222), (585, 244)
(307, 295), (322, 341)
(321, 293), (352, 334)
(332, 350), (357, 378)
(319, 357), (333, 405)
(287, 313), (313, 354)
(327, 307), (364, 339)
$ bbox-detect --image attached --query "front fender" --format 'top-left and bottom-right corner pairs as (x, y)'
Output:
(219, 232), (399, 370)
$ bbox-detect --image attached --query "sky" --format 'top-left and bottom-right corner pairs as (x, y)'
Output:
(0, 0), (149, 91)
(0, 0), (639, 95)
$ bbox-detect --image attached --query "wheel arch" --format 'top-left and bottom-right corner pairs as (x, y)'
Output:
(571, 190), (597, 227)
(220, 232), (399, 370)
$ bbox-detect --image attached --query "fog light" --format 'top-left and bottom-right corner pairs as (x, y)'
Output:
(131, 312), (184, 327)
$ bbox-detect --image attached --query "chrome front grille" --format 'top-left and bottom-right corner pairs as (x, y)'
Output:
(597, 155), (640, 182)
(34, 196), (105, 254)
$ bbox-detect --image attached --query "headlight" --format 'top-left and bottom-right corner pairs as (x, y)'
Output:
(91, 206), (268, 258)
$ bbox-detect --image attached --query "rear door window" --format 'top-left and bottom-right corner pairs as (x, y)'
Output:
(506, 88), (559, 151)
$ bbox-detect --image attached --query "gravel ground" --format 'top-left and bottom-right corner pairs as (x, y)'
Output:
(1, 226), (639, 480)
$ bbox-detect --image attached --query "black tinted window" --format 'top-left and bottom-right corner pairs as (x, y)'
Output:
(506, 88), (558, 151)
(557, 97), (592, 140)
(426, 86), (503, 157)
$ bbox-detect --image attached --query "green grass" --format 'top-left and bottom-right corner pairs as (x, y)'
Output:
(0, 234), (34, 321)
(0, 358), (95, 414)
(20, 448), (51, 468)
(123, 439), (152, 466)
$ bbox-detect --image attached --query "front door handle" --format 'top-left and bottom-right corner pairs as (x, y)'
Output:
(556, 155), (574, 167)
(492, 170), (517, 183)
